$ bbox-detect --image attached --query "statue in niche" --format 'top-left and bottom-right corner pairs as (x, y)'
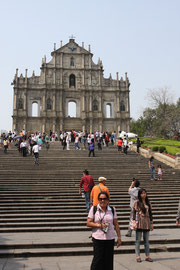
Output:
(92, 100), (98, 111)
(18, 98), (23, 109)
(120, 102), (125, 112)
(69, 74), (75, 87)
(70, 57), (74, 66)
(47, 98), (52, 110)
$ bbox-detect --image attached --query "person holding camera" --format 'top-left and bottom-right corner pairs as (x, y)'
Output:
(87, 191), (121, 270)
(126, 178), (140, 237)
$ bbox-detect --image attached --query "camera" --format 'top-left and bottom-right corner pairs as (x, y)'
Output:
(102, 222), (110, 233)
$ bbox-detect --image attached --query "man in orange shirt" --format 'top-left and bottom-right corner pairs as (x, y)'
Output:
(90, 177), (110, 206)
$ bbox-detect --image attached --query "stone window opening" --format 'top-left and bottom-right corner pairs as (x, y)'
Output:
(68, 101), (76, 117)
(106, 103), (112, 118)
(32, 102), (39, 117)
(92, 100), (98, 111)
(120, 101), (125, 112)
(18, 98), (23, 109)
(47, 98), (52, 110)
(70, 56), (74, 66)
(69, 74), (76, 87)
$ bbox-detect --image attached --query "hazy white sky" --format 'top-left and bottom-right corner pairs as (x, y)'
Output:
(0, 0), (180, 131)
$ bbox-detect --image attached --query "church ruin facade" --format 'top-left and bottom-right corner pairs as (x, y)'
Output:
(12, 38), (131, 134)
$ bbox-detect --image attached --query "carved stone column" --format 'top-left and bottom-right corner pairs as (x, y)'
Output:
(82, 90), (85, 112)
(53, 123), (56, 133)
(60, 120), (63, 132)
(60, 53), (63, 68)
(59, 90), (63, 115)
(53, 91), (56, 111)
(89, 91), (92, 112)
(90, 119), (93, 134)
(13, 89), (17, 110)
(82, 54), (84, 68)
(23, 91), (27, 112)
(42, 91), (46, 111)
(42, 123), (46, 133)
(82, 70), (85, 86)
(89, 55), (92, 69)
(13, 120), (17, 132)
(98, 70), (101, 86)
(116, 92), (120, 112)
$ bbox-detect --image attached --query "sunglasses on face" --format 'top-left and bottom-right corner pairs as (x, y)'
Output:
(99, 198), (108, 201)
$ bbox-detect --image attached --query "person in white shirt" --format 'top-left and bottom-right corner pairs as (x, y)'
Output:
(32, 143), (39, 165)
(20, 139), (28, 157)
(66, 134), (70, 150)
(123, 138), (128, 155)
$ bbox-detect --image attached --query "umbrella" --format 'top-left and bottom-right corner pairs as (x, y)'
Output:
(13, 135), (23, 139)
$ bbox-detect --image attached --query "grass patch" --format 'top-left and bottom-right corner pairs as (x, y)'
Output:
(132, 137), (180, 156)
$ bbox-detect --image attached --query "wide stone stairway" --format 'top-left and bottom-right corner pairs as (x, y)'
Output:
(0, 142), (180, 258)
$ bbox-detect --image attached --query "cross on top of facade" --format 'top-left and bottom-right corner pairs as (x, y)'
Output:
(69, 35), (76, 40)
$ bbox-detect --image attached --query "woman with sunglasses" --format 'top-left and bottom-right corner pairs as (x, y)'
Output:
(87, 191), (121, 270)
(133, 188), (153, 263)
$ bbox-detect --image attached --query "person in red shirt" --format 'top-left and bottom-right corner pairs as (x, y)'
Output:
(79, 169), (95, 212)
(117, 137), (123, 152)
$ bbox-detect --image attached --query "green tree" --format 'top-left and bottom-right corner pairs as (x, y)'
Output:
(131, 88), (180, 138)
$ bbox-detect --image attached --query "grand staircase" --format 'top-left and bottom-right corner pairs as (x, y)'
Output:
(0, 141), (180, 257)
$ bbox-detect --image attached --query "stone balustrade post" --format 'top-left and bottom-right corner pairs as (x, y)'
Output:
(147, 147), (153, 158)
(175, 153), (180, 169)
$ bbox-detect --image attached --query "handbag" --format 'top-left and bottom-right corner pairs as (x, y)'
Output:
(130, 212), (139, 230)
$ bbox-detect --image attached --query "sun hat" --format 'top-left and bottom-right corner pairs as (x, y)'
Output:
(98, 176), (107, 182)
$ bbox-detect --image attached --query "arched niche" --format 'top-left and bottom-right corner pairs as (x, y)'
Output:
(92, 100), (98, 111)
(47, 98), (52, 110)
(120, 101), (125, 112)
(69, 74), (76, 87)
(18, 98), (23, 109)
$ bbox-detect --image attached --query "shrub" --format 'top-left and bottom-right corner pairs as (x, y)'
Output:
(159, 146), (166, 153)
(152, 146), (159, 151)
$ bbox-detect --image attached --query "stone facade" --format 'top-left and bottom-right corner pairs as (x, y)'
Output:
(12, 38), (131, 134)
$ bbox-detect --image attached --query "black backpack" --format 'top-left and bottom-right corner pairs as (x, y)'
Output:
(93, 205), (115, 218)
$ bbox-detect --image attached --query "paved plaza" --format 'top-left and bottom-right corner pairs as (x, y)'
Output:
(0, 252), (179, 270)
(0, 229), (180, 269)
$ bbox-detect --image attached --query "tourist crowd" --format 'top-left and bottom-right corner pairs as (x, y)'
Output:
(0, 129), (134, 158)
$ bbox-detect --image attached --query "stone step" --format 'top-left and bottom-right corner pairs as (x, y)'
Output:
(0, 222), (178, 233)
(0, 146), (180, 258)
(0, 243), (180, 258)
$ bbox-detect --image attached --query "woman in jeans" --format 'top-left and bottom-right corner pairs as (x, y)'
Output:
(87, 192), (121, 270)
(133, 188), (153, 263)
(148, 156), (156, 180)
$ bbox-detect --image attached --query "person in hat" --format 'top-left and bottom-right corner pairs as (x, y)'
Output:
(90, 177), (110, 206)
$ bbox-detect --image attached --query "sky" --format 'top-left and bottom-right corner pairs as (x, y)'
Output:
(0, 0), (180, 131)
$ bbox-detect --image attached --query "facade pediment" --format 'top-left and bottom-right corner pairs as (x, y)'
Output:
(51, 39), (92, 56)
